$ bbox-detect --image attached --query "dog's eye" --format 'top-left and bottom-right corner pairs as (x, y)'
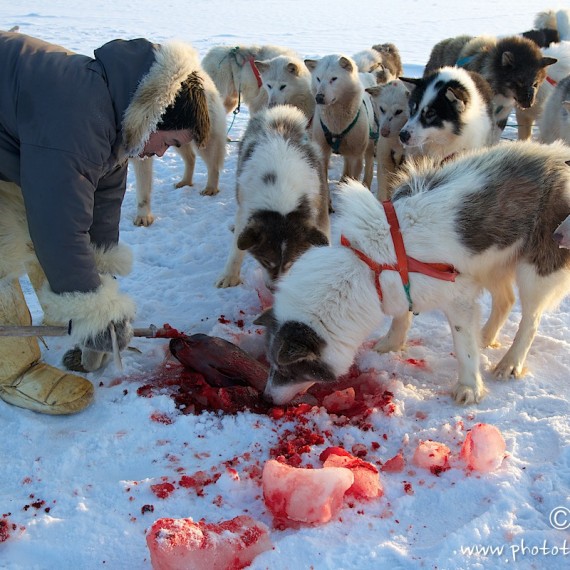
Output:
(316, 76), (321, 83)
(379, 106), (386, 114)
(266, 84), (272, 90)
(330, 77), (337, 83)
(395, 109), (402, 115)
(280, 84), (286, 91)
(424, 108), (436, 120)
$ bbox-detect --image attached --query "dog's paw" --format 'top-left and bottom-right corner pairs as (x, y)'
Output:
(175, 178), (194, 189)
(216, 274), (242, 288)
(133, 213), (155, 227)
(200, 186), (220, 197)
(373, 336), (404, 354)
(452, 382), (487, 405)
(492, 357), (527, 380)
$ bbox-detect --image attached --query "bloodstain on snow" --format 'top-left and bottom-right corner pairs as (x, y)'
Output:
(0, 516), (16, 542)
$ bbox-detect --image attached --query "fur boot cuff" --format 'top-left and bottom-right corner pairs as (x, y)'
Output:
(39, 274), (136, 345)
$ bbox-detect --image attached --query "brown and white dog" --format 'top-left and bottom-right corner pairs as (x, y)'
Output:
(216, 105), (330, 289)
(255, 141), (570, 406)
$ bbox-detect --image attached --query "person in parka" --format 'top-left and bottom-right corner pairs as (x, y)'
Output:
(0, 31), (210, 415)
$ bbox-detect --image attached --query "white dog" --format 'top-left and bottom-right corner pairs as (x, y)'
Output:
(216, 105), (330, 289)
(538, 72), (570, 144)
(202, 44), (296, 115)
(255, 141), (570, 406)
(255, 55), (315, 120)
(366, 80), (410, 200)
(305, 54), (377, 189)
(131, 62), (227, 226)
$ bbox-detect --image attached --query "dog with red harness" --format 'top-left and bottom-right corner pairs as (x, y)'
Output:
(255, 141), (570, 406)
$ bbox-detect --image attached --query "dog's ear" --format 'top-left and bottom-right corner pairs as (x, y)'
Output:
(541, 56), (557, 68)
(501, 51), (515, 68)
(286, 62), (300, 76)
(304, 59), (318, 72)
(253, 308), (275, 328)
(399, 77), (420, 91)
(254, 60), (270, 74)
(445, 86), (468, 112)
(237, 221), (262, 251)
(307, 227), (330, 247)
(338, 56), (354, 72)
(275, 322), (324, 365)
(365, 85), (383, 97)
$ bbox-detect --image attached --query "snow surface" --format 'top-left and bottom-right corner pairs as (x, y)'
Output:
(1, 1), (569, 569)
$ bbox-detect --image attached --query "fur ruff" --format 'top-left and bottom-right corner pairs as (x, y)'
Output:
(122, 41), (210, 157)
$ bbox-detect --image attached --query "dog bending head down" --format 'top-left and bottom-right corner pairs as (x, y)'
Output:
(256, 141), (570, 405)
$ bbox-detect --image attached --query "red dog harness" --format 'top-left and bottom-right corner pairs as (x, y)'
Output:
(248, 56), (263, 88)
(341, 200), (459, 310)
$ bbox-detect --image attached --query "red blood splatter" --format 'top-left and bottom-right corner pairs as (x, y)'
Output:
(141, 504), (154, 514)
(403, 358), (428, 370)
(218, 315), (231, 324)
(154, 323), (185, 339)
(150, 482), (175, 499)
(0, 516), (17, 542)
(179, 471), (222, 496)
(403, 482), (414, 495)
(150, 412), (173, 425)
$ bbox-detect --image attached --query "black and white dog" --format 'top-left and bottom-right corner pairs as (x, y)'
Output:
(216, 105), (330, 289)
(398, 66), (495, 161)
(255, 141), (570, 405)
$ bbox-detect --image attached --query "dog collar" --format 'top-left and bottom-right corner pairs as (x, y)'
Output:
(341, 201), (460, 311)
(320, 109), (361, 154)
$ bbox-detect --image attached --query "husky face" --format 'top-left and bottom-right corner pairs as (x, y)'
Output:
(490, 37), (557, 109)
(367, 80), (410, 138)
(256, 55), (311, 108)
(237, 200), (329, 288)
(254, 309), (336, 404)
(399, 71), (472, 151)
(304, 54), (361, 106)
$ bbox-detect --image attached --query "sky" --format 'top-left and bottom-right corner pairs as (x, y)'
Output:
(1, 1), (569, 569)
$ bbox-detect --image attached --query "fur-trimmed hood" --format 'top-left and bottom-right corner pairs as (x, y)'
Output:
(95, 39), (209, 158)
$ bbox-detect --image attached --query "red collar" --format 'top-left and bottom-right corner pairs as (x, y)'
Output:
(248, 56), (263, 88)
(545, 76), (557, 87)
(341, 200), (459, 309)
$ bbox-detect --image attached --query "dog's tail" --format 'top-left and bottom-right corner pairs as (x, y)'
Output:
(556, 9), (570, 41)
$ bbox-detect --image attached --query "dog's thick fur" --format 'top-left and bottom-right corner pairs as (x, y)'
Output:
(131, 70), (227, 226)
(216, 105), (330, 289)
(398, 67), (494, 161)
(255, 141), (570, 406)
(202, 44), (296, 115)
(365, 80), (410, 200)
(522, 9), (570, 47)
(516, 40), (570, 140)
(255, 55), (315, 120)
(305, 54), (377, 188)
(538, 74), (570, 144)
(424, 34), (556, 135)
(353, 45), (401, 84)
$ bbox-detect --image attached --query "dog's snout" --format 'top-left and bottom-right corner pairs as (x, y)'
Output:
(315, 93), (325, 105)
(399, 129), (411, 144)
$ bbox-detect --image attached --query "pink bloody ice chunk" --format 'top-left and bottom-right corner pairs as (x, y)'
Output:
(262, 459), (354, 525)
(412, 440), (451, 475)
(320, 447), (383, 499)
(322, 387), (356, 413)
(146, 515), (273, 570)
(460, 423), (506, 472)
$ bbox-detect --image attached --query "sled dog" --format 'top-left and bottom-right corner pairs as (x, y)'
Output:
(538, 73), (570, 145)
(216, 105), (330, 289)
(202, 44), (296, 115)
(305, 54), (377, 189)
(365, 80), (410, 200)
(255, 141), (570, 406)
(424, 34), (556, 136)
(398, 67), (494, 162)
(255, 55), (315, 120)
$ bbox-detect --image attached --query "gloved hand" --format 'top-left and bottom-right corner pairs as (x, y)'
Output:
(40, 274), (136, 372)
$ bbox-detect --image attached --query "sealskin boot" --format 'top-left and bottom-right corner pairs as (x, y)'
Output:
(0, 278), (94, 415)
